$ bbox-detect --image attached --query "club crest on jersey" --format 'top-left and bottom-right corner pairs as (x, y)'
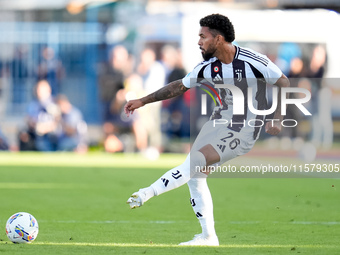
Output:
(235, 69), (242, 82)
(214, 66), (219, 72)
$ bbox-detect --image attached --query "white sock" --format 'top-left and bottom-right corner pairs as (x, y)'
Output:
(188, 171), (216, 238)
(142, 151), (207, 202)
(150, 154), (191, 196)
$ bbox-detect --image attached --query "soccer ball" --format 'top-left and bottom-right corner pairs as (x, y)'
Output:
(5, 212), (39, 243)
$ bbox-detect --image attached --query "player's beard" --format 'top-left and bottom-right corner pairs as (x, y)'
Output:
(201, 45), (216, 61)
(202, 51), (214, 61)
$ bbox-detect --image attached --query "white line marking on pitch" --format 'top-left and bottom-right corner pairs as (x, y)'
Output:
(29, 242), (337, 248)
(35, 220), (340, 225)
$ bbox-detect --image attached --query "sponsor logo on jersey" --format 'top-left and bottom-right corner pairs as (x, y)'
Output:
(213, 74), (222, 82)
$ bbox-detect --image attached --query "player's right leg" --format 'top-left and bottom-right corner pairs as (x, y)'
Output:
(126, 151), (206, 209)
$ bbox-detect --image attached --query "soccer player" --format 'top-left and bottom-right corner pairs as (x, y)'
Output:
(124, 14), (290, 246)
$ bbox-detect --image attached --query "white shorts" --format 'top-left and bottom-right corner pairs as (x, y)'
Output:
(191, 120), (256, 165)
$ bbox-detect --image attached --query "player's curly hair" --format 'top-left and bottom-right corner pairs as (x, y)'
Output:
(200, 14), (235, 43)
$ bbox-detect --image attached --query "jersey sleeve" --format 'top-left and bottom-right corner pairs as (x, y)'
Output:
(182, 61), (207, 88)
(262, 58), (283, 85)
(238, 47), (283, 85)
(182, 71), (197, 88)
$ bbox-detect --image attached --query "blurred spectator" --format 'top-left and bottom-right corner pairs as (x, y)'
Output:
(98, 46), (126, 152)
(288, 57), (307, 78)
(37, 47), (65, 96)
(309, 45), (326, 79)
(98, 46), (127, 123)
(161, 45), (187, 85)
(160, 45), (181, 80)
(0, 128), (9, 151)
(11, 46), (29, 104)
(308, 45), (332, 149)
(98, 45), (138, 153)
(160, 45), (190, 139)
(19, 80), (59, 151)
(56, 94), (87, 152)
(124, 73), (148, 152)
(280, 57), (308, 141)
(276, 42), (302, 76)
(137, 48), (166, 152)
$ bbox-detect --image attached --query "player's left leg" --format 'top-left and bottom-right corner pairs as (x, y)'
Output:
(126, 121), (217, 209)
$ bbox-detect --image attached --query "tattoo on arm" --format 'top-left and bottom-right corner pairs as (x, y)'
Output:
(140, 79), (189, 105)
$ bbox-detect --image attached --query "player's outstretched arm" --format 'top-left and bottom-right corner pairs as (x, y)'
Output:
(265, 74), (290, 135)
(124, 79), (189, 117)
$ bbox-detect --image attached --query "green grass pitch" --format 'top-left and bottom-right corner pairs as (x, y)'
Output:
(0, 152), (339, 254)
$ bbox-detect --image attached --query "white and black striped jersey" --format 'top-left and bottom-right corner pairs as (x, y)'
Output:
(182, 45), (283, 140)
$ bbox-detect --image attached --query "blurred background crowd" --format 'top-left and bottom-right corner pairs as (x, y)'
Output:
(0, 0), (339, 156)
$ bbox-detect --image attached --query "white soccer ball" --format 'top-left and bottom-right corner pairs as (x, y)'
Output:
(5, 212), (39, 243)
